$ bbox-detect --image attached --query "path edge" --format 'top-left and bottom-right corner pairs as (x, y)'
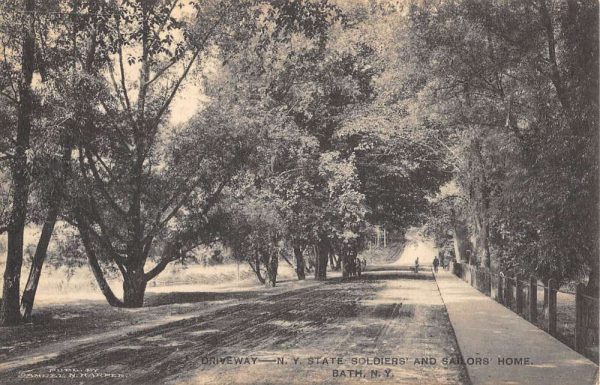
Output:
(432, 268), (474, 385)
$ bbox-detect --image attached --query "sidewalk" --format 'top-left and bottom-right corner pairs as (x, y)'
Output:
(434, 271), (599, 385)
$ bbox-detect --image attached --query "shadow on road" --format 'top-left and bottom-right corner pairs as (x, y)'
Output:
(144, 291), (261, 307)
(145, 268), (432, 307)
(359, 271), (434, 281)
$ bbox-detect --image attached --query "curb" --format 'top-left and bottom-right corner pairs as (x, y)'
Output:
(432, 270), (474, 385)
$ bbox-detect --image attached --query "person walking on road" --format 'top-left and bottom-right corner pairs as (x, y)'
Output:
(433, 255), (440, 273)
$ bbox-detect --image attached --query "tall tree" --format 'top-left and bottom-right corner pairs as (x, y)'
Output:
(0, 0), (36, 326)
(65, 0), (345, 306)
(406, 0), (598, 290)
(1, 0), (126, 323)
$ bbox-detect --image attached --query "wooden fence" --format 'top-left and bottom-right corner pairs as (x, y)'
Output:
(451, 262), (599, 362)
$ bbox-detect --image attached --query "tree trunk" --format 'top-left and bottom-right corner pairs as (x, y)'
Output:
(293, 246), (306, 280)
(85, 246), (125, 307)
(76, 211), (124, 307)
(315, 239), (329, 281)
(20, 210), (58, 322)
(307, 245), (317, 271)
(482, 218), (491, 269)
(2, 224), (26, 326)
(122, 268), (147, 307)
(543, 277), (549, 308)
(265, 253), (278, 287)
(341, 251), (351, 278)
(586, 257), (599, 296)
(1, 0), (36, 326)
(21, 141), (71, 322)
(451, 209), (469, 263)
(249, 256), (266, 284)
(473, 139), (491, 269)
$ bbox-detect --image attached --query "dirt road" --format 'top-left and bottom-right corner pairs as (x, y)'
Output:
(0, 269), (468, 385)
(393, 230), (438, 267)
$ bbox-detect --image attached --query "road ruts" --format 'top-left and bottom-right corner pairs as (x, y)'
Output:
(0, 270), (469, 385)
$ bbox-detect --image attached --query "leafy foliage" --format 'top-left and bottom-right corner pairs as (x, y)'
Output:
(408, 0), (598, 288)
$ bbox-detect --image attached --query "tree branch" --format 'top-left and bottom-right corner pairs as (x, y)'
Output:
(0, 90), (18, 104)
(116, 21), (135, 123)
(106, 59), (138, 132)
(144, 172), (231, 247)
(153, 6), (231, 125)
(144, 255), (176, 282)
(84, 148), (128, 217)
(1, 41), (18, 99)
(141, 0), (181, 87)
(537, 0), (571, 115)
(79, 206), (127, 265)
(87, 146), (117, 182)
(144, 242), (179, 281)
(199, 177), (229, 217)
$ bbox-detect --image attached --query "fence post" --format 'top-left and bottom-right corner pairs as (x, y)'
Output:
(575, 283), (585, 353)
(498, 273), (504, 304)
(529, 275), (537, 324)
(486, 268), (492, 296)
(548, 278), (557, 337)
(516, 277), (523, 314)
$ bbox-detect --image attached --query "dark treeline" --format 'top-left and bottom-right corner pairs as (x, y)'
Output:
(416, 0), (599, 294)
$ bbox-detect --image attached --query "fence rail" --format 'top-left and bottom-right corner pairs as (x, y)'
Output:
(450, 262), (598, 362)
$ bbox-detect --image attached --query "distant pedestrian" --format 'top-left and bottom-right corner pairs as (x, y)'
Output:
(433, 255), (440, 273)
(414, 257), (419, 273)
